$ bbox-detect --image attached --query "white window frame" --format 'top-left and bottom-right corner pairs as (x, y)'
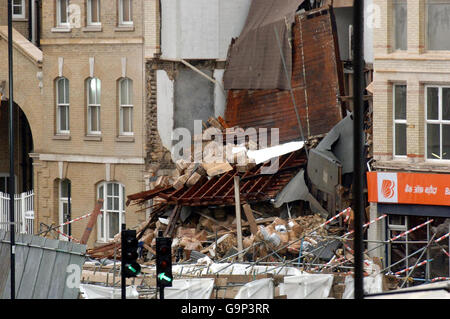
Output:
(56, 0), (70, 28)
(58, 179), (71, 241)
(87, 77), (101, 135)
(97, 182), (125, 242)
(12, 0), (26, 19)
(118, 0), (133, 26)
(425, 0), (450, 52)
(119, 78), (134, 136)
(56, 77), (70, 134)
(425, 85), (450, 161)
(87, 0), (101, 26)
(393, 84), (407, 158)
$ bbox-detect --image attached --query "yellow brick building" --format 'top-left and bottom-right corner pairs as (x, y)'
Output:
(369, 0), (450, 279)
(0, 0), (161, 248)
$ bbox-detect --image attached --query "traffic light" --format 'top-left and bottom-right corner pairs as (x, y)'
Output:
(156, 236), (173, 287)
(121, 229), (141, 278)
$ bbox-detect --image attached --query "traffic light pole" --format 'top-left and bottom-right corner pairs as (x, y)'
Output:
(159, 285), (164, 300)
(121, 223), (126, 300)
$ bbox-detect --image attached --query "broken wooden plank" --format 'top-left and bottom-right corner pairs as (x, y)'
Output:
(242, 203), (258, 236)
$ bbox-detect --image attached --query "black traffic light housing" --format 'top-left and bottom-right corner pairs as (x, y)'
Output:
(156, 236), (173, 287)
(121, 229), (141, 278)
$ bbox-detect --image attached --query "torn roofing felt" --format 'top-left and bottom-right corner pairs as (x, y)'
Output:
(225, 6), (346, 143)
(223, 0), (305, 90)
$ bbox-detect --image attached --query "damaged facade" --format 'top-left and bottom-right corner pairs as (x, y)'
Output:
(368, 0), (450, 282)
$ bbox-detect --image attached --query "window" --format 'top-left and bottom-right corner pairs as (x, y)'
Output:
(0, 175), (17, 193)
(87, 0), (100, 26)
(56, 77), (70, 134)
(119, 78), (133, 135)
(393, 0), (407, 51)
(427, 0), (450, 50)
(12, 0), (25, 19)
(87, 77), (101, 134)
(57, 0), (70, 28)
(58, 179), (71, 241)
(386, 216), (449, 285)
(426, 86), (450, 160)
(97, 182), (125, 242)
(393, 84), (407, 157)
(119, 0), (133, 25)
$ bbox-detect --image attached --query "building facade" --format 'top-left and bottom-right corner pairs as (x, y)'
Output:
(369, 0), (450, 281)
(0, 0), (161, 248)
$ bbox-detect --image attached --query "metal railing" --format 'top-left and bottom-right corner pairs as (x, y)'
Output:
(0, 190), (34, 234)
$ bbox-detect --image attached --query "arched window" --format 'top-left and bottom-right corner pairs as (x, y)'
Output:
(56, 77), (70, 134)
(97, 182), (125, 242)
(87, 77), (101, 134)
(119, 78), (133, 135)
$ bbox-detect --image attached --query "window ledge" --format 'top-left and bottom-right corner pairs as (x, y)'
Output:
(115, 25), (135, 32)
(51, 27), (72, 33)
(84, 135), (102, 141)
(53, 134), (71, 140)
(12, 18), (28, 22)
(116, 135), (135, 142)
(82, 25), (102, 32)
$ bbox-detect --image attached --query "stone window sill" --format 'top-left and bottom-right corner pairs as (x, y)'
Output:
(51, 27), (72, 33)
(116, 135), (135, 142)
(115, 25), (134, 32)
(82, 25), (102, 32)
(84, 135), (102, 141)
(12, 18), (28, 22)
(53, 134), (71, 140)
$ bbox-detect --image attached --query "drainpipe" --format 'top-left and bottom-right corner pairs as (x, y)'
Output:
(28, 0), (32, 42)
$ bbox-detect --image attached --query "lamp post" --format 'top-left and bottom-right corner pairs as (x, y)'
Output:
(352, 0), (365, 300)
(7, 0), (16, 300)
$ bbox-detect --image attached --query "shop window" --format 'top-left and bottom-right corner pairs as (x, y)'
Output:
(387, 216), (449, 285)
(426, 86), (450, 160)
(393, 84), (407, 157)
(427, 0), (450, 51)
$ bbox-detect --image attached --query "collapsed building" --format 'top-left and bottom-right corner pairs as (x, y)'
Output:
(81, 0), (449, 299)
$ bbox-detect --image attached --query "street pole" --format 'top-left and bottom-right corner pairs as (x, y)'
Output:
(7, 0), (16, 300)
(352, 0), (365, 300)
(121, 223), (126, 300)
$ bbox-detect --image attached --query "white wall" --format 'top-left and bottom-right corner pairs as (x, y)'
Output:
(156, 70), (174, 150)
(161, 0), (251, 60)
(213, 69), (226, 117)
(364, 0), (374, 63)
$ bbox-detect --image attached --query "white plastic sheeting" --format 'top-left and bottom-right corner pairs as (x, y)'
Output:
(279, 274), (334, 299)
(247, 141), (304, 164)
(165, 278), (215, 299)
(172, 262), (304, 277)
(234, 278), (274, 299)
(342, 274), (383, 299)
(79, 284), (139, 299)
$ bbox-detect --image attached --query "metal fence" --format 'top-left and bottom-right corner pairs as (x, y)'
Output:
(0, 190), (34, 235)
(0, 229), (86, 299)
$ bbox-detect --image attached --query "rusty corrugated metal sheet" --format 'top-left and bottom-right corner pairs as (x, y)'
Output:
(127, 149), (307, 207)
(225, 7), (345, 143)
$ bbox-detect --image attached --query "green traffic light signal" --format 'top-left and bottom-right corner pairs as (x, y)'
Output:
(158, 273), (172, 282)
